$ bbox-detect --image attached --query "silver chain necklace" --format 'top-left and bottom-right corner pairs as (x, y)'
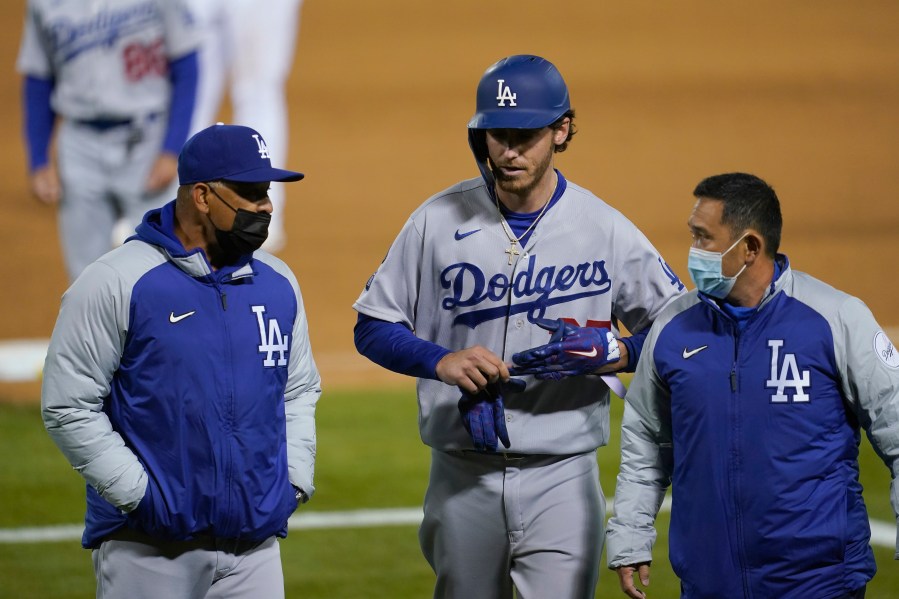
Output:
(495, 194), (552, 265)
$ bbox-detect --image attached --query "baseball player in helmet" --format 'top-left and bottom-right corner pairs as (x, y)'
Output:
(354, 55), (684, 598)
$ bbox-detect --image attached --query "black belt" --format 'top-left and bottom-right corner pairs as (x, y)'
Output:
(75, 117), (134, 131)
(75, 113), (160, 131)
(452, 450), (533, 461)
(105, 527), (263, 553)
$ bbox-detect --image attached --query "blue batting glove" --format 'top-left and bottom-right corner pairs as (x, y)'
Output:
(458, 378), (526, 452)
(535, 317), (578, 344)
(510, 318), (620, 380)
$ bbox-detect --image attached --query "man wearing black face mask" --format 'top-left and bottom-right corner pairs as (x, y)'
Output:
(190, 179), (274, 267)
(204, 181), (272, 259)
(173, 123), (303, 269)
(41, 123), (321, 598)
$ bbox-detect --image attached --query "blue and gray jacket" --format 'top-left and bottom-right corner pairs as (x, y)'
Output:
(41, 201), (321, 548)
(606, 256), (899, 599)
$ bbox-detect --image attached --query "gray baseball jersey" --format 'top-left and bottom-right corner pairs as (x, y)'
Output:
(353, 176), (685, 454)
(17, 0), (197, 121)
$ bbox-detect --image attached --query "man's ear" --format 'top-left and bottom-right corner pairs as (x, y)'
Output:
(744, 230), (764, 263)
(552, 118), (571, 145)
(191, 183), (212, 214)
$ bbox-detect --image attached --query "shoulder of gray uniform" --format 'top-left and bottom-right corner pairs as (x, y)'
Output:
(409, 177), (484, 219)
(563, 180), (628, 216)
(559, 179), (649, 233)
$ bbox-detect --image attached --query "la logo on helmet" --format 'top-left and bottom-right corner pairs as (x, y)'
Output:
(496, 79), (517, 107)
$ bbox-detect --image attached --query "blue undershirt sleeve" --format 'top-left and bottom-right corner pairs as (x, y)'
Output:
(618, 328), (648, 373)
(22, 75), (55, 172)
(162, 51), (198, 156)
(354, 313), (451, 380)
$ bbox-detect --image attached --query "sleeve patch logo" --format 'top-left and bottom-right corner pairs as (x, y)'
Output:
(873, 331), (899, 369)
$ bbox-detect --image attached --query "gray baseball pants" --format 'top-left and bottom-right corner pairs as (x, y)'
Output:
(56, 115), (173, 281)
(419, 449), (604, 599)
(92, 533), (284, 599)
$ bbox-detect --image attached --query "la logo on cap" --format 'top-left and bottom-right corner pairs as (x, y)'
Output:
(252, 134), (270, 159)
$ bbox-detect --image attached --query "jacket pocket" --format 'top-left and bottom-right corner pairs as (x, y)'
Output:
(129, 476), (173, 537)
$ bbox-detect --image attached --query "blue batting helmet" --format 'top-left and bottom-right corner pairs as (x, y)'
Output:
(468, 55), (570, 130)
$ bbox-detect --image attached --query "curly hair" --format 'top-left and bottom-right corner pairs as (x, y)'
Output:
(551, 109), (577, 153)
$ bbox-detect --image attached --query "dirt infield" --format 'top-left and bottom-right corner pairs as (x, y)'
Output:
(1, 1), (897, 400)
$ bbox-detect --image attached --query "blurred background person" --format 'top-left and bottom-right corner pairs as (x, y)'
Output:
(190, 0), (303, 254)
(17, 0), (199, 282)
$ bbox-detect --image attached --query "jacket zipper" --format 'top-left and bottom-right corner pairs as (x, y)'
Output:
(214, 280), (236, 535)
(729, 324), (752, 598)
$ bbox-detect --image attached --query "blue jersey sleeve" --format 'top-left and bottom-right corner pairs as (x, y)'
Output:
(22, 75), (55, 172)
(162, 51), (198, 156)
(354, 313), (451, 380)
(618, 328), (648, 373)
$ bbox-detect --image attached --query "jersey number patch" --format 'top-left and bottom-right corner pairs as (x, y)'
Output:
(766, 339), (810, 403)
(252, 305), (289, 367)
(123, 39), (166, 82)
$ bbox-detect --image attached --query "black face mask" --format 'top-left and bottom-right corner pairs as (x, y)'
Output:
(207, 185), (271, 257)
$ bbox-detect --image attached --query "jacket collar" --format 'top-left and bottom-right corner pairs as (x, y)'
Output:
(759, 254), (790, 310)
(698, 253), (791, 315)
(132, 201), (256, 283)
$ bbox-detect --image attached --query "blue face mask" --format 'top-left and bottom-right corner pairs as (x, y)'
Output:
(687, 233), (748, 299)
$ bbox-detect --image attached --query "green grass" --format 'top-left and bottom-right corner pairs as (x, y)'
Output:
(0, 389), (895, 598)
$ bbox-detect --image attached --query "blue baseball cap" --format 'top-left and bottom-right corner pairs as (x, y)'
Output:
(178, 123), (304, 185)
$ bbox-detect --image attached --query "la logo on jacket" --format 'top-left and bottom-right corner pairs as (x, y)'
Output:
(766, 339), (810, 403)
(252, 305), (289, 366)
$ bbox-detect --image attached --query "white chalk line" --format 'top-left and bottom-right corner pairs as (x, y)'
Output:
(0, 501), (894, 550)
(1, 338), (895, 549)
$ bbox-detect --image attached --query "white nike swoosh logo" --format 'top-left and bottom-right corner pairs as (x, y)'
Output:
(682, 345), (708, 359)
(169, 311), (196, 323)
(567, 347), (599, 358)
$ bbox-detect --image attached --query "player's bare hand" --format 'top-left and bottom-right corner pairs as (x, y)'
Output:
(616, 562), (651, 598)
(436, 346), (509, 394)
(145, 152), (178, 193)
(30, 164), (61, 205)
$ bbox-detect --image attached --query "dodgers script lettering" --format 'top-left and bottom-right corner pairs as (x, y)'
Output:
(440, 257), (612, 328)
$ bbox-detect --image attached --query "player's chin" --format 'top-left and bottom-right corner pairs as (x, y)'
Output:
(495, 174), (533, 194)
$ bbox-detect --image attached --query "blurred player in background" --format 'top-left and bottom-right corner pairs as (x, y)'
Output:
(354, 55), (684, 598)
(41, 123), (320, 598)
(606, 173), (899, 599)
(17, 0), (199, 281)
(190, 0), (302, 253)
